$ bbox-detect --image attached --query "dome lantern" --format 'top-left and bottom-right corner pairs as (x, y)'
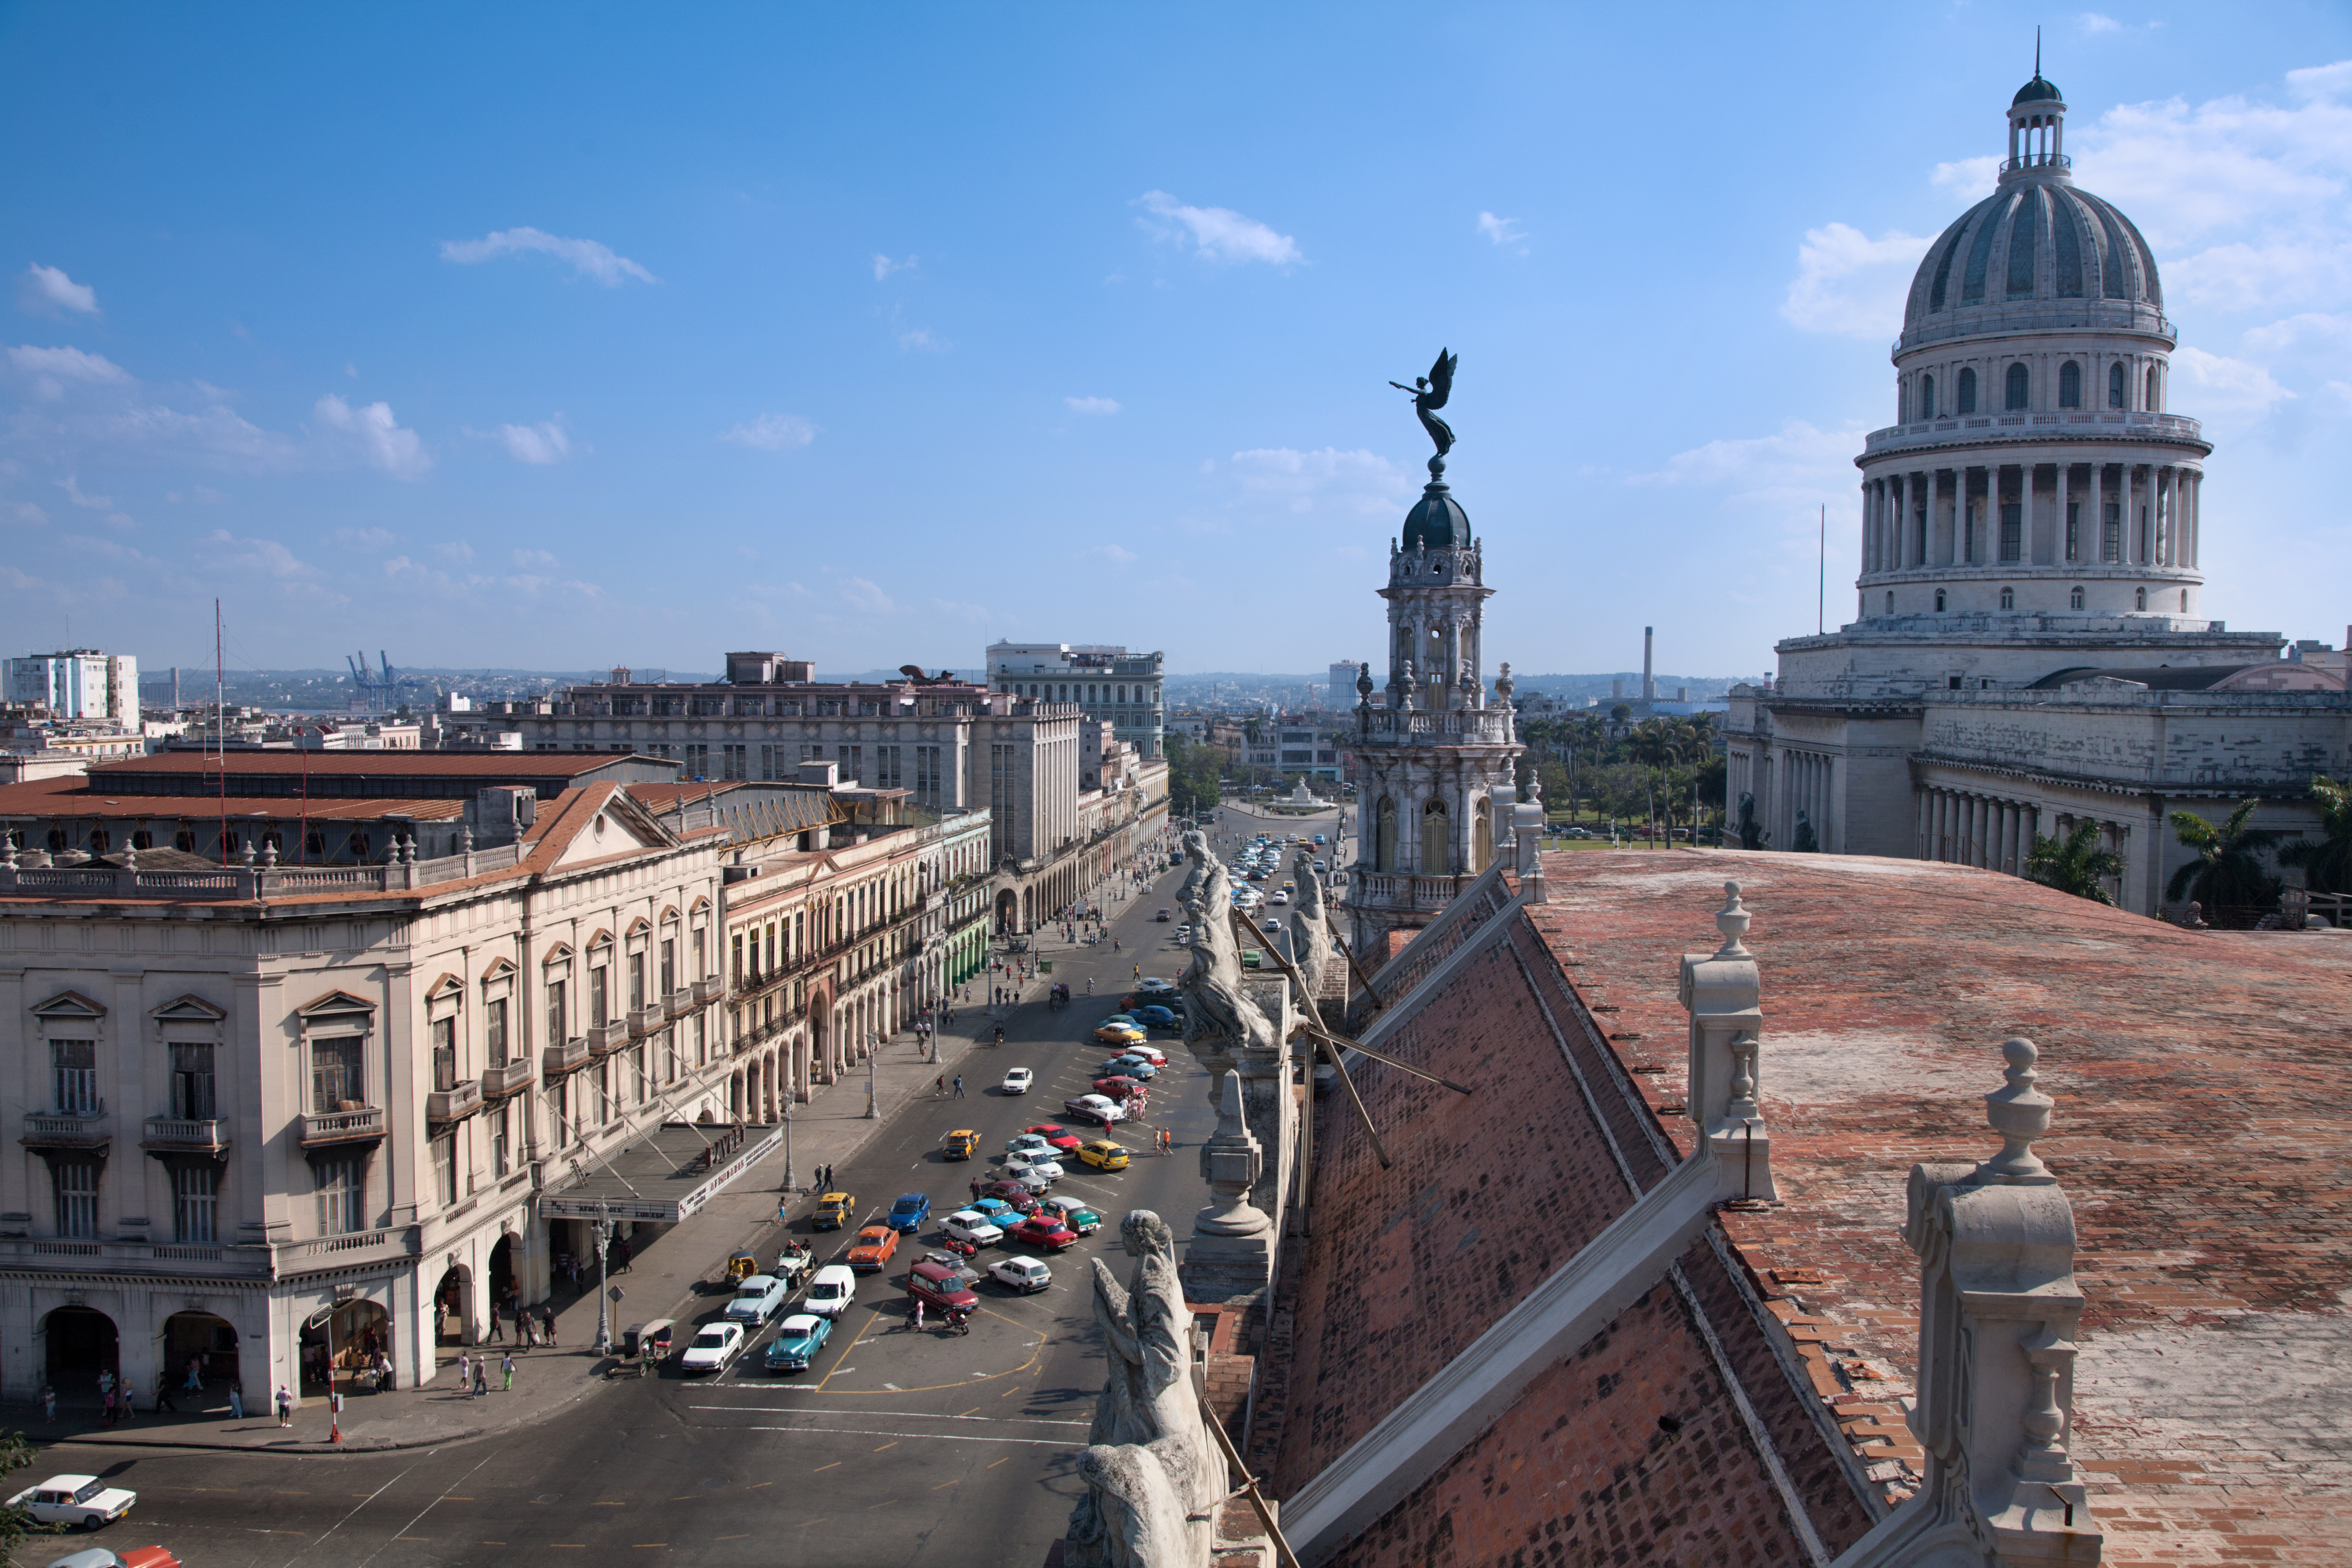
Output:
(2005, 36), (2068, 180)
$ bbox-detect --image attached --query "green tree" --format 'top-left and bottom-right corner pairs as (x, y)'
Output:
(2279, 774), (2352, 896)
(2166, 799), (2282, 915)
(2025, 821), (2127, 905)
(1164, 737), (1223, 817)
(0, 1429), (52, 1559)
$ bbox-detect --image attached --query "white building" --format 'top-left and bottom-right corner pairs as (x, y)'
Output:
(1725, 68), (2351, 915)
(6, 650), (138, 723)
(1326, 661), (1361, 711)
(985, 642), (1165, 760)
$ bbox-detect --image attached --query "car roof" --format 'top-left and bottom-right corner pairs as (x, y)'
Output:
(856, 1225), (892, 1237)
(737, 1274), (779, 1288)
(38, 1475), (99, 1488)
(779, 1313), (820, 1331)
(818, 1191), (851, 1202)
(811, 1263), (855, 1280)
(893, 1192), (926, 1203)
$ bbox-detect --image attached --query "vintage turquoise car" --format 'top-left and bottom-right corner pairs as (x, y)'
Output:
(763, 1312), (832, 1374)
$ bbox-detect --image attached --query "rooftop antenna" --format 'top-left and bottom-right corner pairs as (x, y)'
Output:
(2035, 25), (2042, 78)
(1818, 503), (1826, 634)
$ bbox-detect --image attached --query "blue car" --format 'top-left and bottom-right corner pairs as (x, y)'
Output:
(970, 1196), (1015, 1222)
(1133, 1005), (1178, 1030)
(763, 1311), (831, 1373)
(888, 1193), (931, 1233)
(1102, 1056), (1159, 1081)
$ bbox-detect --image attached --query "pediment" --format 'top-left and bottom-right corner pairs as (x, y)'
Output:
(149, 993), (228, 1023)
(32, 990), (106, 1019)
(297, 989), (377, 1019)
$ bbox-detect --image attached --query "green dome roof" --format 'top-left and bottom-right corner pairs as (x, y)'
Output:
(1402, 478), (1467, 550)
(2012, 74), (2063, 106)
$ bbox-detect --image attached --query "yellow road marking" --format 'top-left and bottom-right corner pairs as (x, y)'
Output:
(634, 1543), (668, 1548)
(932, 1480), (958, 1489)
(443, 1495), (473, 1500)
(396, 1537), (429, 1542)
(988, 1456), (1013, 1468)
(745, 1481), (772, 1489)
(867, 1501), (894, 1510)
(959, 1406), (981, 1417)
(814, 1307), (882, 1391)
(715, 1534), (747, 1541)
(671, 1495), (695, 1501)
(275, 1490), (309, 1495)
(594, 1501), (625, 1506)
(873, 1440), (898, 1451)
(812, 1462), (841, 1473)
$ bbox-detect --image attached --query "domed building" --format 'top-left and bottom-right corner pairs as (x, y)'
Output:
(1725, 68), (2349, 916)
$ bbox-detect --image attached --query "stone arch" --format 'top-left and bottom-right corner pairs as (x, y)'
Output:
(432, 1263), (474, 1348)
(302, 1297), (389, 1392)
(162, 1308), (241, 1394)
(43, 1303), (117, 1396)
(996, 888), (1017, 933)
(1471, 797), (1491, 872)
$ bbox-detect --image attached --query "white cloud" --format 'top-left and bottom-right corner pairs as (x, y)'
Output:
(311, 394), (429, 478)
(839, 576), (894, 615)
(1083, 543), (1137, 564)
(1476, 211), (1528, 249)
(2172, 346), (2294, 417)
(513, 548), (558, 569)
(1930, 156), (2001, 203)
(438, 227), (657, 286)
(1065, 396), (1121, 415)
(8, 344), (130, 400)
(1135, 191), (1303, 267)
(497, 417), (571, 465)
(206, 528), (331, 591)
(872, 254), (916, 281)
(434, 541), (475, 565)
(9, 501), (50, 526)
(166, 485), (229, 505)
(2286, 60), (2352, 100)
(2166, 241), (2352, 312)
(334, 526), (396, 550)
(1781, 223), (1932, 337)
(2243, 312), (2352, 352)
(2078, 12), (2123, 34)
(16, 264), (97, 317)
(720, 412), (815, 451)
(1224, 447), (1415, 517)
(1629, 422), (1865, 528)
(57, 474), (110, 509)
(897, 327), (947, 352)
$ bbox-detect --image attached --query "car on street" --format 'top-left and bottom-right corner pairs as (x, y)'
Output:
(1065, 1093), (1129, 1124)
(1135, 977), (1178, 997)
(1043, 1193), (1103, 1232)
(1092, 1074), (1146, 1103)
(1132, 1005), (1178, 1029)
(941, 1209), (1005, 1247)
(919, 1250), (982, 1287)
(973, 1180), (1041, 1212)
(1005, 1149), (1065, 1182)
(1241, 948), (1264, 968)
(725, 1273), (790, 1324)
(1313, 834), (1327, 844)
(1119, 1043), (1168, 1066)
(942, 1129), (979, 1160)
(1312, 860), (1327, 872)
(1095, 1021), (1145, 1046)
(907, 1258), (982, 1316)
(1103, 1056), (1159, 1080)
(1269, 890), (1290, 905)
(1025, 1123), (1084, 1151)
(1009, 1214), (1081, 1251)
(1076, 1139), (1130, 1171)
(811, 1191), (856, 1229)
(11, 1476), (137, 1530)
(679, 1319), (747, 1374)
(989, 1255), (1054, 1293)
(848, 1224), (900, 1272)
(761, 1312), (831, 1373)
(1000, 1067), (1034, 1095)
(1100, 1013), (1141, 1031)
(803, 1264), (858, 1317)
(887, 1192), (932, 1232)
(1006, 1132), (1054, 1157)
(1154, 908), (1171, 921)
(44, 1550), (180, 1568)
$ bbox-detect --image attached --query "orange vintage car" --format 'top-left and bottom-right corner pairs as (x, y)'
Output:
(847, 1224), (900, 1273)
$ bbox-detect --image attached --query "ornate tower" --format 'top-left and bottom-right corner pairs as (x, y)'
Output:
(1345, 430), (1523, 955)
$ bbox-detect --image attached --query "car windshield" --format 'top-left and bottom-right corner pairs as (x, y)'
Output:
(810, 1281), (843, 1299)
(73, 1480), (107, 1502)
(693, 1328), (729, 1348)
(735, 1284), (767, 1299)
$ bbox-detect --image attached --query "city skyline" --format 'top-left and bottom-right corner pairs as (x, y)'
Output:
(3, 5), (2348, 680)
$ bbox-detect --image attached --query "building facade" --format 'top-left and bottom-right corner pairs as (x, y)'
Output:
(985, 642), (1165, 760)
(5, 651), (138, 724)
(1725, 69), (2351, 916)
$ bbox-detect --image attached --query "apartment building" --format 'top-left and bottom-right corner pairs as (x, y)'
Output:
(5, 650), (139, 724)
(984, 641), (1166, 760)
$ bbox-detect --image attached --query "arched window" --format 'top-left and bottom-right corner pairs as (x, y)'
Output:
(2180, 589), (2188, 611)
(1934, 589), (1947, 612)
(2108, 362), (2127, 408)
(2145, 365), (2160, 411)
(2070, 585), (2085, 610)
(2136, 587), (2147, 610)
(1920, 374), (1935, 419)
(2005, 363), (2029, 410)
(1957, 367), (1977, 414)
(1999, 587), (2015, 610)
(1420, 799), (1450, 876)
(2059, 361), (2082, 408)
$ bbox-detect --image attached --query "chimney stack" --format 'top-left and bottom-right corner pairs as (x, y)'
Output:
(1643, 627), (1655, 702)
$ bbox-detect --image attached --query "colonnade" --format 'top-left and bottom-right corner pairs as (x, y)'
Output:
(1864, 458), (2201, 573)
(1780, 750), (1834, 852)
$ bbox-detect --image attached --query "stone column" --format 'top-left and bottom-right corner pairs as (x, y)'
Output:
(2089, 461), (2104, 568)
(2056, 459), (2071, 565)
(1186, 1069), (1273, 1298)
(1682, 882), (1774, 1202)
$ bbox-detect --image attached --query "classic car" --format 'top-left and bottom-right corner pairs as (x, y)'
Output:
(1076, 1139), (1130, 1172)
(1042, 1193), (1104, 1231)
(761, 1312), (831, 1373)
(1024, 1123), (1084, 1152)
(1064, 1094), (1129, 1125)
(724, 1273), (790, 1324)
(848, 1225), (900, 1272)
(940, 1209), (1005, 1247)
(10, 1476), (136, 1530)
(811, 1191), (857, 1230)
(678, 1320), (746, 1374)
(988, 1255), (1053, 1293)
(1008, 1214), (1081, 1252)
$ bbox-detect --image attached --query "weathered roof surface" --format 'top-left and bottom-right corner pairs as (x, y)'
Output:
(0, 782), (465, 820)
(1522, 846), (2352, 1560)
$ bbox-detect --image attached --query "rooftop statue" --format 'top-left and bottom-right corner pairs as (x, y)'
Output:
(1389, 347), (1459, 460)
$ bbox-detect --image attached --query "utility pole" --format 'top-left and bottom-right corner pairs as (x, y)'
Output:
(594, 1204), (615, 1356)
(866, 1032), (878, 1118)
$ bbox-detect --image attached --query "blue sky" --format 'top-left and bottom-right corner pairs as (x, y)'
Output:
(4, 3), (2349, 682)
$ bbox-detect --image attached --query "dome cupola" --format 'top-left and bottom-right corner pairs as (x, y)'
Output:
(1401, 458), (1469, 550)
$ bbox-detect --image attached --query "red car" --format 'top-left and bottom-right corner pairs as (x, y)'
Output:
(1092, 1075), (1146, 1102)
(1010, 1214), (1081, 1251)
(970, 1179), (1040, 1214)
(1024, 1123), (1084, 1153)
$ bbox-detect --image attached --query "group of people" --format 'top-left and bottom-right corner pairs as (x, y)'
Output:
(451, 1349), (516, 1397)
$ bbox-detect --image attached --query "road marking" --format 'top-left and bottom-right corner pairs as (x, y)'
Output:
(873, 1440), (899, 1451)
(396, 1537), (429, 1542)
(348, 1450), (502, 1568)
(989, 1456), (1013, 1468)
(715, 1534), (747, 1541)
(932, 1480), (960, 1489)
(814, 1308), (881, 1391)
(797, 1518), (828, 1529)
(479, 1542), (506, 1546)
(867, 1501), (894, 1510)
(749, 1424), (1074, 1446)
(634, 1543), (668, 1548)
(812, 1462), (841, 1473)
(594, 1501), (626, 1506)
(745, 1481), (772, 1489)
(959, 1406), (982, 1417)
(689, 1405), (1084, 1424)
(279, 1461), (417, 1568)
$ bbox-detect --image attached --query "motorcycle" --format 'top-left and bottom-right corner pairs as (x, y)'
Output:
(942, 1307), (972, 1336)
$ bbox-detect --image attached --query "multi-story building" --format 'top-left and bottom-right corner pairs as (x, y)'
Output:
(5, 650), (138, 724)
(1327, 661), (1361, 711)
(984, 642), (1165, 760)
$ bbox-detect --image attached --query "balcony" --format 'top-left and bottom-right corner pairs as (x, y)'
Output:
(481, 1060), (535, 1098)
(299, 1105), (386, 1146)
(22, 1109), (110, 1150)
(627, 1005), (663, 1038)
(1354, 708), (1517, 747)
(692, 975), (725, 1005)
(142, 1116), (230, 1155)
(0, 1234), (272, 1279)
(587, 1020), (630, 1056)
(428, 1078), (483, 1125)
(543, 1035), (590, 1077)
(277, 1224), (423, 1273)
(663, 988), (696, 1019)
(1345, 872), (1464, 914)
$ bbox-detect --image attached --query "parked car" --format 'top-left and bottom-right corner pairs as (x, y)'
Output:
(942, 1129), (979, 1160)
(1006, 1149), (1065, 1183)
(1104, 1056), (1159, 1081)
(989, 1255), (1054, 1293)
(812, 1191), (856, 1230)
(10, 1477), (136, 1530)
(972, 1180), (1040, 1213)
(1009, 1214), (1081, 1252)
(887, 1192), (932, 1233)
(761, 1312), (831, 1374)
(848, 1225), (900, 1272)
(1095, 1021), (1145, 1046)
(1042, 1193), (1103, 1232)
(1134, 977), (1176, 996)
(1000, 1067), (1034, 1095)
(1132, 1005), (1178, 1029)
(725, 1273), (790, 1324)
(1025, 1123), (1084, 1152)
(1006, 1132), (1054, 1158)
(1076, 1139), (1130, 1171)
(1065, 1093), (1129, 1125)
(941, 1209), (1005, 1247)
(678, 1320), (747, 1374)
(803, 1264), (858, 1318)
(1119, 1044), (1169, 1067)
(907, 1258), (982, 1316)
(918, 1249), (983, 1288)
(45, 1549), (179, 1568)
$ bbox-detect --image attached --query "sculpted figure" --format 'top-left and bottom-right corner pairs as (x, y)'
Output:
(1179, 884), (1276, 1058)
(1062, 1211), (1220, 1567)
(1289, 846), (1335, 1005)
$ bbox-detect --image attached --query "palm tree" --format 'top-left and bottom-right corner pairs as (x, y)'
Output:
(2025, 822), (2127, 905)
(2166, 799), (2282, 917)
(2279, 774), (2352, 897)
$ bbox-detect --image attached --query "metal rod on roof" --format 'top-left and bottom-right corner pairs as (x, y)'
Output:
(1198, 1382), (1304, 1568)
(1289, 1019), (1475, 1097)
(1228, 906), (1392, 1168)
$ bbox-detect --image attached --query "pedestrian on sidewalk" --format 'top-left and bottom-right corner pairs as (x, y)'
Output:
(155, 1374), (176, 1413)
(543, 1309), (559, 1349)
(501, 1353), (515, 1392)
(229, 1384), (244, 1421)
(276, 1385), (293, 1427)
(487, 1304), (505, 1342)
(40, 1385), (56, 1423)
(473, 1359), (488, 1398)
(458, 1351), (471, 1391)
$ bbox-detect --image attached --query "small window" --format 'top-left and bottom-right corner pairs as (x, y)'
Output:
(1935, 589), (1947, 611)
(1920, 373), (1935, 419)
(1957, 367), (1977, 415)
(2060, 360), (2082, 408)
(2136, 587), (2148, 610)
(2109, 361), (2127, 408)
(2146, 366), (2160, 411)
(2005, 363), (2029, 410)
(1886, 591), (1895, 614)
(2070, 585), (2085, 610)
(2181, 589), (2189, 611)
(2000, 587), (2015, 610)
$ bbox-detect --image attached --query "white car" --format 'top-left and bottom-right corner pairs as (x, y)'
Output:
(10, 1475), (136, 1529)
(1269, 890), (1290, 905)
(1000, 1067), (1034, 1095)
(1066, 1093), (1129, 1125)
(989, 1255), (1053, 1294)
(1116, 1043), (1169, 1067)
(1006, 1132), (1053, 1158)
(678, 1320), (746, 1375)
(803, 1263), (858, 1318)
(1135, 978), (1177, 996)
(1006, 1150), (1065, 1184)
(941, 1209), (1005, 1247)
(725, 1273), (790, 1324)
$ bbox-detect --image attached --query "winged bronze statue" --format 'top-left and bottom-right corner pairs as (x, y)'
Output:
(1389, 348), (1458, 458)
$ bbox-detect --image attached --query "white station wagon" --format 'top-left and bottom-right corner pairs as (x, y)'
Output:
(9, 1475), (136, 1529)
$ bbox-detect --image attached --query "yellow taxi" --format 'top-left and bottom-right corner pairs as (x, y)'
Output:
(812, 1191), (856, 1230)
(1095, 1021), (1146, 1046)
(1077, 1139), (1130, 1172)
(942, 1129), (979, 1160)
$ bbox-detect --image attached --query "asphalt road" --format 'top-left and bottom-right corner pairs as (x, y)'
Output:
(26, 857), (1220, 1568)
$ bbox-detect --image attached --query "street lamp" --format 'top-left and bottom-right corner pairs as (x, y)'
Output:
(593, 1206), (615, 1356)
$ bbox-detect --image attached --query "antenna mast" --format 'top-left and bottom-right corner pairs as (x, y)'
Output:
(1818, 505), (1826, 634)
(215, 599), (229, 865)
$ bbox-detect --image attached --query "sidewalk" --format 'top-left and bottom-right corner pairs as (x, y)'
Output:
(19, 995), (1053, 1456)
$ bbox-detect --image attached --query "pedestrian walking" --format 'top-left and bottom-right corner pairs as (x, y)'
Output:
(501, 1353), (515, 1392)
(184, 1355), (204, 1391)
(935, 1075), (946, 1097)
(457, 1352), (471, 1391)
(543, 1309), (558, 1349)
(276, 1384), (294, 1427)
(487, 1304), (505, 1342)
(912, 1298), (925, 1331)
(473, 1359), (488, 1398)
(40, 1385), (56, 1423)
(953, 1075), (964, 1097)
(229, 1384), (244, 1421)
(156, 1374), (177, 1413)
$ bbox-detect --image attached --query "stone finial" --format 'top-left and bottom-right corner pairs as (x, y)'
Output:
(261, 839), (279, 867)
(460, 824), (475, 853)
(1712, 880), (1752, 959)
(1977, 1037), (2057, 1186)
(120, 842), (138, 871)
(239, 839), (257, 869)
(2, 834), (18, 870)
(1355, 661), (1374, 706)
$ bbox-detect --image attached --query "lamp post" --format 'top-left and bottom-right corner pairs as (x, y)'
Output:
(593, 1207), (614, 1357)
(782, 1090), (795, 1196)
(865, 1031), (878, 1119)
